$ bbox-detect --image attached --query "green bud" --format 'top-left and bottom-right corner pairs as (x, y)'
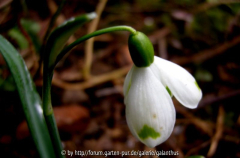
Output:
(128, 31), (154, 67)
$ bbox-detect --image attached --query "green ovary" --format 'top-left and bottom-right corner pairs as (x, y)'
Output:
(138, 125), (161, 140)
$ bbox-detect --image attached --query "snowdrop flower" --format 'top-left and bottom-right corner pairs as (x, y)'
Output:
(124, 31), (202, 148)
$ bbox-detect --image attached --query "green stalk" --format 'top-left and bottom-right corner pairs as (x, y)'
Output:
(42, 71), (63, 158)
(0, 35), (56, 158)
(43, 13), (96, 158)
(56, 26), (136, 65)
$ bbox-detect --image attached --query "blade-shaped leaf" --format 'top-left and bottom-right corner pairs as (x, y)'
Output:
(0, 35), (56, 158)
(44, 12), (96, 71)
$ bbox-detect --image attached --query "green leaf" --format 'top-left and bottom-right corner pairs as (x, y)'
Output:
(21, 19), (41, 33)
(0, 35), (56, 158)
(44, 12), (96, 71)
(21, 19), (41, 52)
(8, 28), (29, 49)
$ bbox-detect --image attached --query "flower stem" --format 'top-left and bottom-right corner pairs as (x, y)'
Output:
(55, 25), (136, 66)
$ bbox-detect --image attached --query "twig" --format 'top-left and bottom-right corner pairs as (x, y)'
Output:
(185, 140), (211, 157)
(51, 65), (131, 90)
(197, 90), (240, 109)
(175, 103), (214, 136)
(172, 35), (240, 65)
(83, 0), (108, 80)
(207, 106), (224, 157)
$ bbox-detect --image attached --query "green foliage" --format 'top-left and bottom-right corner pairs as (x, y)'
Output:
(0, 74), (16, 91)
(195, 68), (213, 82)
(1, 12), (96, 158)
(228, 3), (240, 14)
(0, 35), (56, 158)
(8, 27), (28, 49)
(21, 19), (41, 52)
(189, 5), (238, 42)
(21, 19), (40, 33)
(7, 19), (41, 52)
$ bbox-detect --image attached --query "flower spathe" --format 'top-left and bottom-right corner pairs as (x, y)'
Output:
(123, 56), (202, 148)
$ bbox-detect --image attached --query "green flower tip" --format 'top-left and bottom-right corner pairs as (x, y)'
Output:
(126, 79), (131, 96)
(128, 31), (154, 67)
(138, 124), (161, 140)
(166, 86), (172, 97)
(195, 81), (201, 91)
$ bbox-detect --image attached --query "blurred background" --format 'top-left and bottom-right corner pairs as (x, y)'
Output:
(0, 0), (240, 157)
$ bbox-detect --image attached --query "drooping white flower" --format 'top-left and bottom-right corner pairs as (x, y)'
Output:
(124, 31), (202, 148)
(123, 56), (202, 148)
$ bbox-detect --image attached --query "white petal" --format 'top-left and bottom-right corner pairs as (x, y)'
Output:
(123, 66), (134, 97)
(125, 66), (176, 148)
(152, 56), (202, 109)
